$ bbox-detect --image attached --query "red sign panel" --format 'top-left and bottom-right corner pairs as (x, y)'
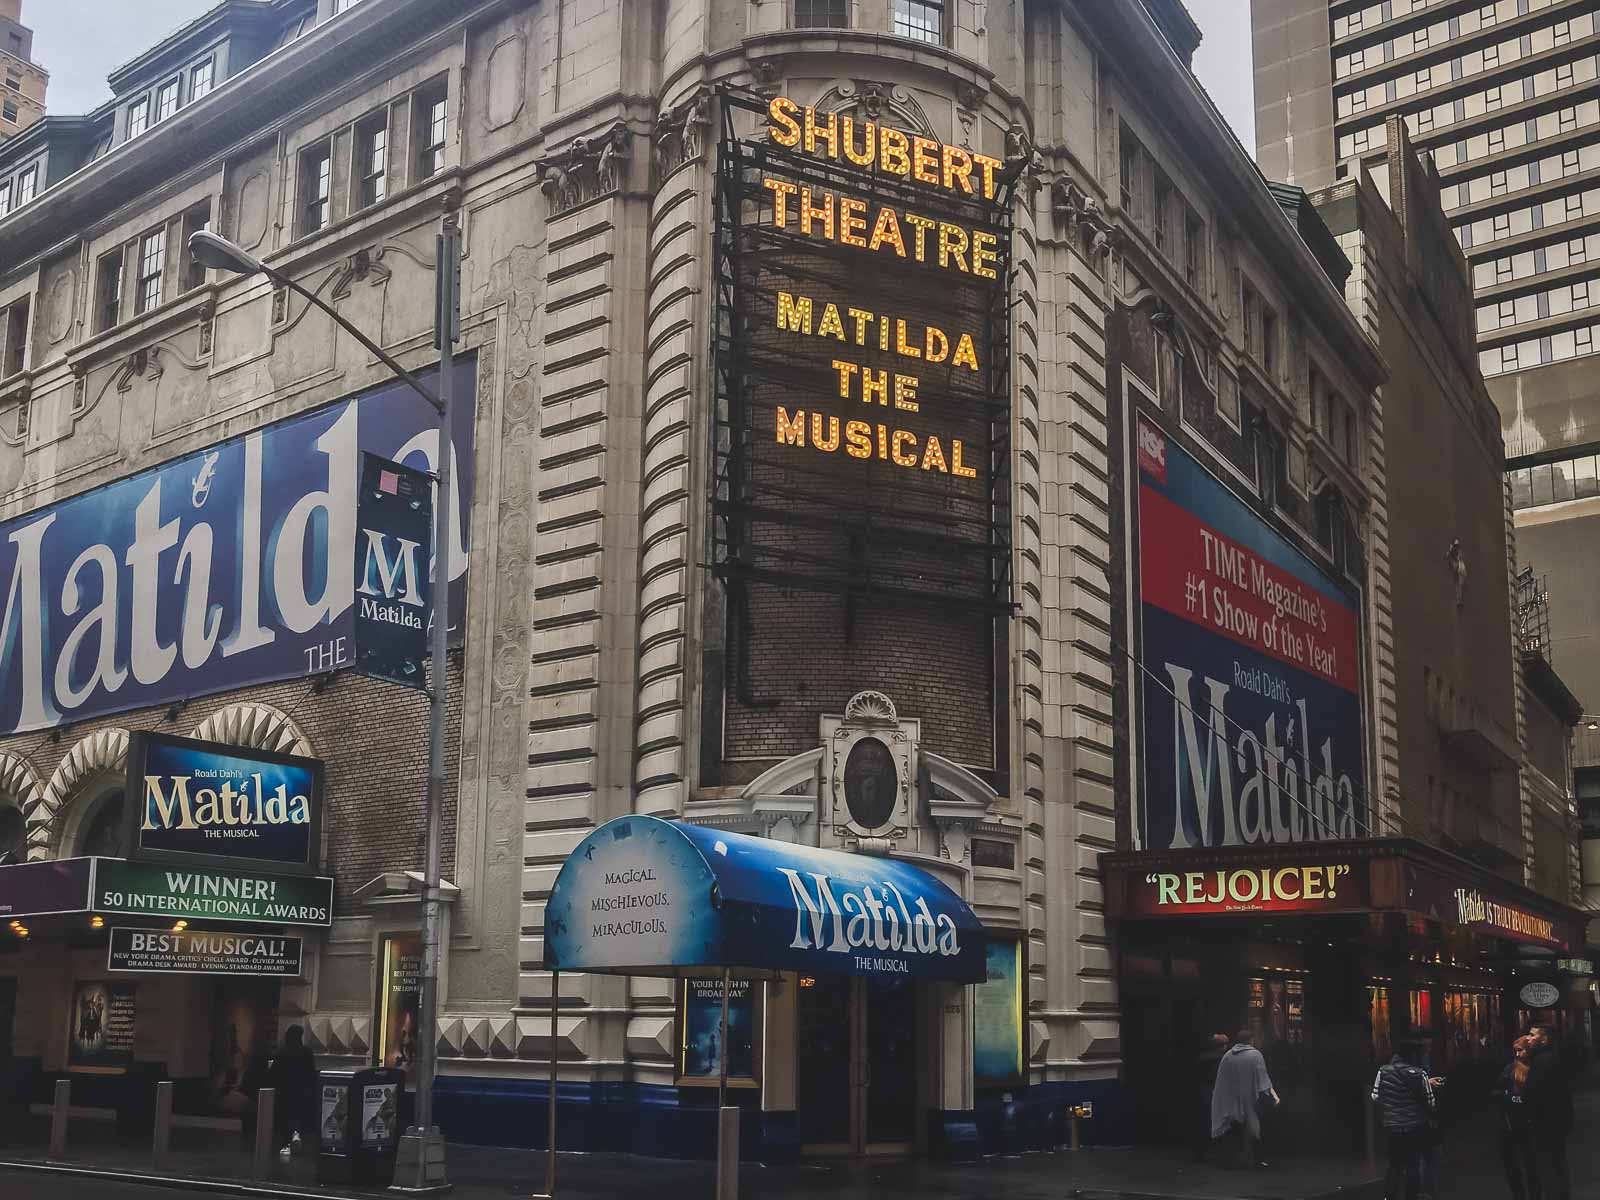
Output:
(1119, 861), (1369, 918)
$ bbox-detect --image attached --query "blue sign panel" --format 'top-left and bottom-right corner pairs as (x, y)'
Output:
(544, 816), (986, 983)
(123, 731), (323, 874)
(1134, 415), (1366, 850)
(0, 359), (475, 735)
(354, 453), (433, 688)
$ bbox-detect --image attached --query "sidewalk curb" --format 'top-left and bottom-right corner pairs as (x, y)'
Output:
(0, 1158), (373, 1199)
(1071, 1187), (1382, 1200)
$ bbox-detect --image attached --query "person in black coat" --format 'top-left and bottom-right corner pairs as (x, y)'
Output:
(1523, 1026), (1573, 1200)
(1491, 1036), (1539, 1200)
(267, 1025), (319, 1153)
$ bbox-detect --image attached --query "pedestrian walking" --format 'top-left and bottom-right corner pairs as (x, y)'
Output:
(1371, 1038), (1436, 1200)
(1523, 1025), (1574, 1200)
(1492, 1036), (1540, 1200)
(268, 1025), (319, 1156)
(1210, 1028), (1279, 1168)
(1194, 1032), (1229, 1161)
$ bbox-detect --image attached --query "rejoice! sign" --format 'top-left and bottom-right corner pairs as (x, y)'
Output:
(1127, 861), (1367, 916)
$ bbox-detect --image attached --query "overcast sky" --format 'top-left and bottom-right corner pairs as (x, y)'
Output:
(31, 0), (1257, 152)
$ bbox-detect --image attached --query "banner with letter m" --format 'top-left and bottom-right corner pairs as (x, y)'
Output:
(353, 453), (433, 689)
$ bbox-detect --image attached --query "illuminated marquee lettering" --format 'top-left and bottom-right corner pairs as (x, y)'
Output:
(774, 407), (976, 478)
(1145, 863), (1355, 911)
(775, 291), (980, 370)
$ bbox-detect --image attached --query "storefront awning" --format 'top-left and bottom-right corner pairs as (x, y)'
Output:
(543, 816), (986, 982)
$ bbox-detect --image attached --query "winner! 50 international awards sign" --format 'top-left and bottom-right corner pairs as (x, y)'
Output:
(712, 90), (1014, 611)
(1135, 416), (1365, 849)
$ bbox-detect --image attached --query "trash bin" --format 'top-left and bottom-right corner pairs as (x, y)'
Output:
(315, 1067), (406, 1187)
(315, 1070), (356, 1186)
(350, 1067), (405, 1186)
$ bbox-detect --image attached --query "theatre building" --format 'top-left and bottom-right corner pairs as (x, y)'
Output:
(1101, 88), (1595, 1150)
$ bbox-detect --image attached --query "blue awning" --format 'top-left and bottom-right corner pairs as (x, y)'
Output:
(543, 816), (985, 983)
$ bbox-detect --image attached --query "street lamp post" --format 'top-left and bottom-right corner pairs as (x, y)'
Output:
(189, 223), (459, 1193)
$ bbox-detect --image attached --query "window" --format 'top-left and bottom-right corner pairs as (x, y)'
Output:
(1242, 284), (1259, 355)
(136, 227), (166, 314)
(1120, 132), (1139, 215)
(1560, 108), (1578, 133)
(4, 73), (18, 91)
(356, 113), (388, 209)
(1262, 308), (1278, 376)
(1555, 19), (1572, 44)
(1489, 127), (1505, 153)
(13, 166), (34, 209)
(1417, 108), (1434, 131)
(181, 205), (210, 292)
(1557, 62), (1575, 88)
(127, 97), (149, 139)
(893, 0), (942, 42)
(1152, 170), (1171, 253)
(415, 84), (448, 181)
(300, 142), (332, 234)
(1571, 237), (1588, 264)
(1343, 407), (1359, 465)
(2, 298), (27, 377)
(190, 59), (214, 102)
(1486, 86), (1502, 110)
(96, 250), (124, 332)
(0, 180), (9, 215)
(794, 0), (849, 26)
(276, 12), (313, 48)
(1184, 209), (1205, 291)
(1483, 43), (1498, 67)
(155, 77), (179, 124)
(335, 0), (365, 10)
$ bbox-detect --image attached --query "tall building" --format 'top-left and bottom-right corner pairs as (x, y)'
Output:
(0, 0), (45, 140)
(1253, 0), (1600, 951)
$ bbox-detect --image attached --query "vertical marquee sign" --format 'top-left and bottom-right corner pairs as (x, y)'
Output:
(711, 87), (1015, 613)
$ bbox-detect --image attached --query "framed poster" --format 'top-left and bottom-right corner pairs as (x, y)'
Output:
(67, 981), (136, 1072)
(376, 933), (423, 1069)
(676, 977), (759, 1087)
(974, 935), (1025, 1086)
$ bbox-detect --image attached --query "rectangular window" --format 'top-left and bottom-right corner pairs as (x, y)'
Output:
(1575, 280), (1591, 308)
(13, 166), (33, 208)
(4, 73), (18, 91)
(1, 100), (15, 124)
(1491, 170), (1508, 194)
(1120, 130), (1139, 216)
(1555, 19), (1572, 44)
(1262, 308), (1278, 376)
(127, 97), (149, 139)
(1568, 193), (1585, 219)
(3, 299), (27, 377)
(1489, 127), (1506, 153)
(892, 0), (942, 43)
(1152, 170), (1171, 253)
(1184, 210), (1205, 290)
(97, 250), (124, 332)
(0, 180), (10, 215)
(1242, 284), (1258, 354)
(181, 205), (210, 292)
(1352, 89), (1368, 113)
(300, 143), (332, 235)
(155, 77), (179, 124)
(335, 0), (364, 10)
(1580, 325), (1595, 353)
(1343, 407), (1359, 465)
(190, 59), (214, 102)
(1483, 43), (1498, 67)
(136, 227), (166, 314)
(1486, 86), (1502, 110)
(1560, 107), (1578, 132)
(1557, 62), (1576, 88)
(415, 84), (448, 181)
(1531, 463), (1553, 506)
(357, 114), (388, 209)
(794, 0), (849, 26)
(1417, 108), (1434, 131)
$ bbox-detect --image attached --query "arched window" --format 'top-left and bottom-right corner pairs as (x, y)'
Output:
(72, 789), (130, 858)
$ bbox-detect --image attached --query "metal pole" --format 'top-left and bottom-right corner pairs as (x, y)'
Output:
(715, 968), (737, 1200)
(48, 1078), (69, 1159)
(538, 969), (558, 1200)
(718, 968), (731, 1109)
(395, 210), (457, 1194)
(153, 1080), (173, 1170)
(253, 1088), (275, 1181)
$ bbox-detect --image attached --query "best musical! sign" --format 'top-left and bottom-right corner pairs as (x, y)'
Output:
(1135, 416), (1366, 849)
(713, 90), (1013, 610)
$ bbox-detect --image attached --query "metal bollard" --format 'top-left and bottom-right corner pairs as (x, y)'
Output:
(153, 1080), (174, 1170)
(715, 1105), (739, 1200)
(48, 1079), (69, 1160)
(252, 1088), (276, 1181)
(1070, 1114), (1081, 1151)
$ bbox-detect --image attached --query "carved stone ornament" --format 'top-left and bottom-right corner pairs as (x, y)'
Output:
(655, 89), (712, 178)
(540, 123), (631, 217)
(197, 299), (215, 357)
(749, 59), (784, 97)
(1052, 179), (1119, 275)
(815, 79), (934, 137)
(824, 690), (919, 841)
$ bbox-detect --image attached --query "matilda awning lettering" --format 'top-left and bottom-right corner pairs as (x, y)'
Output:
(544, 816), (985, 982)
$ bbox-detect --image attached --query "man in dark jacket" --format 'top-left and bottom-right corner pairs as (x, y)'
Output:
(1523, 1026), (1573, 1200)
(267, 1025), (318, 1154)
(1371, 1040), (1435, 1200)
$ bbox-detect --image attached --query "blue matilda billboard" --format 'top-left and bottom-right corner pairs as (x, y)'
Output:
(0, 358), (475, 735)
(122, 731), (323, 874)
(1134, 415), (1366, 850)
(544, 816), (986, 983)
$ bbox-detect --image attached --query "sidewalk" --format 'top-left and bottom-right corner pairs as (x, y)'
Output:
(0, 1109), (1385, 1200)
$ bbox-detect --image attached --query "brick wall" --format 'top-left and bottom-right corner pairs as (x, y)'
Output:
(1, 659), (462, 915)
